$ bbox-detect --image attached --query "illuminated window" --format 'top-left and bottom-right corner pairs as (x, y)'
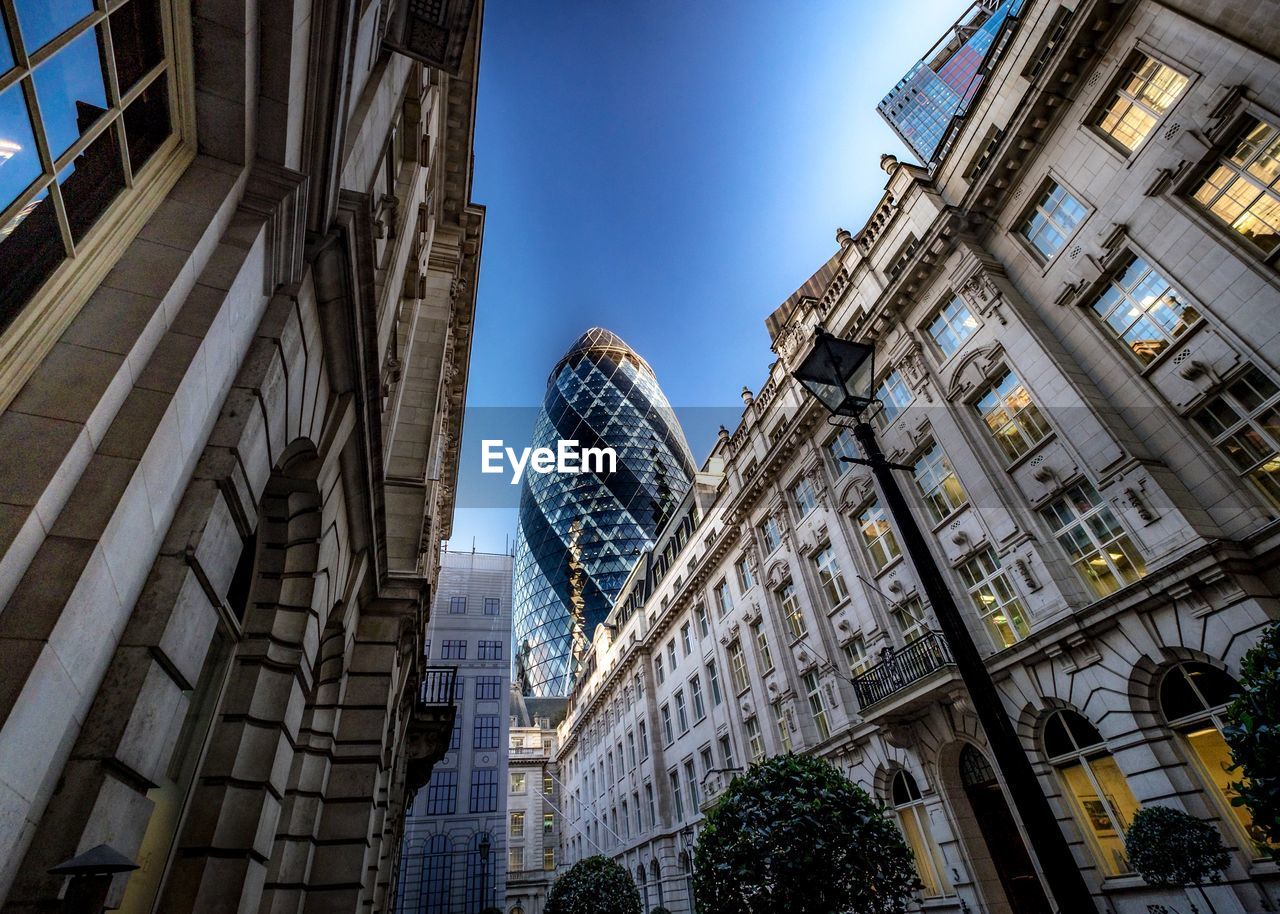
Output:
(890, 771), (953, 897)
(843, 637), (871, 677)
(510, 773), (526, 793)
(957, 548), (1030, 648)
(927, 294), (980, 357)
(510, 811), (525, 837)
(975, 370), (1051, 461)
(1043, 710), (1141, 876)
(813, 544), (849, 607)
(1192, 117), (1280, 253)
(1160, 663), (1268, 853)
(776, 581), (807, 640)
(1019, 181), (1087, 259)
(857, 501), (900, 571)
(1192, 367), (1280, 509)
(913, 442), (967, 523)
(1089, 255), (1197, 364)
(508, 847), (523, 871)
(0, 0), (177, 330)
(1041, 481), (1146, 598)
(1095, 53), (1188, 152)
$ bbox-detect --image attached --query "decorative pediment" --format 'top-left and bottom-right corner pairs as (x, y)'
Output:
(837, 472), (876, 513)
(943, 342), (1006, 402)
(765, 560), (790, 590)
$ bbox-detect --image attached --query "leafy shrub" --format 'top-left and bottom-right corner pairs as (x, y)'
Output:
(546, 855), (642, 914)
(1124, 806), (1230, 887)
(1224, 622), (1280, 851)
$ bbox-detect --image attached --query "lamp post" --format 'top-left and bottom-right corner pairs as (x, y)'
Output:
(478, 832), (491, 911)
(792, 326), (1098, 914)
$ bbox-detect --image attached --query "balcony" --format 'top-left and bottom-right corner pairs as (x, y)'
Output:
(406, 667), (458, 793)
(852, 633), (959, 719)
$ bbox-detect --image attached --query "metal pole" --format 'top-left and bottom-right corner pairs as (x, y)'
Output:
(850, 420), (1097, 914)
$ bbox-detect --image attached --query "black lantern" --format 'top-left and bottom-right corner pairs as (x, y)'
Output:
(792, 325), (877, 419)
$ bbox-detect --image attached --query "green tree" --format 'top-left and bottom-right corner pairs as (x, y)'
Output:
(1124, 806), (1231, 914)
(1224, 622), (1280, 852)
(546, 855), (642, 914)
(693, 754), (920, 914)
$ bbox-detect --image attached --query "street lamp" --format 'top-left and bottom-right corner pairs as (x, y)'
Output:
(478, 832), (491, 912)
(793, 325), (1098, 914)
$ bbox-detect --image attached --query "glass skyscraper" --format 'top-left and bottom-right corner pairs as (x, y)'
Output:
(877, 0), (1026, 164)
(513, 328), (695, 697)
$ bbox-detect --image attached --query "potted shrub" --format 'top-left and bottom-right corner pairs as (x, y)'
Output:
(546, 855), (642, 914)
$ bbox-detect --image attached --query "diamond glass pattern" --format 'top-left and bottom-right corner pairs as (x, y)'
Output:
(513, 328), (696, 696)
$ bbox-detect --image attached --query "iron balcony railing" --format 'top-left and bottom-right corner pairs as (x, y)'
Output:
(420, 666), (458, 706)
(852, 632), (955, 709)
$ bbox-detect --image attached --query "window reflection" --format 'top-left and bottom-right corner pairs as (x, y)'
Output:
(31, 26), (109, 160)
(1, 14), (13, 73)
(111, 0), (165, 92)
(0, 82), (41, 213)
(14, 0), (95, 53)
(59, 126), (125, 241)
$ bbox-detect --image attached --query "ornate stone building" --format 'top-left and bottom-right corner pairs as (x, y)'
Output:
(0, 0), (483, 911)
(553, 1), (1280, 913)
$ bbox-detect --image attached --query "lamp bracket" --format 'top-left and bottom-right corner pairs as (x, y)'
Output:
(838, 455), (914, 472)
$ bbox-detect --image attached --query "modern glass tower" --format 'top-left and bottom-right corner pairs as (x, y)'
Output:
(877, 0), (1025, 164)
(513, 328), (696, 697)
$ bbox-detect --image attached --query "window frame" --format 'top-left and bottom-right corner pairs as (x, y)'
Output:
(1015, 176), (1090, 263)
(1089, 48), (1190, 157)
(1085, 251), (1200, 367)
(973, 368), (1053, 464)
(1190, 365), (1280, 510)
(926, 293), (981, 360)
(1185, 110), (1280, 262)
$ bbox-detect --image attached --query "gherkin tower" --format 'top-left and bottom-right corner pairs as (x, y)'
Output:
(513, 328), (696, 697)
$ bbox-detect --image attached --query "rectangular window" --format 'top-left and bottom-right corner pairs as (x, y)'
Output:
(745, 717), (765, 762)
(1193, 367), (1280, 507)
(891, 597), (929, 644)
(632, 790), (642, 832)
(759, 516), (782, 554)
(675, 689), (689, 733)
(453, 675), (465, 701)
(511, 772), (526, 793)
(469, 769), (498, 813)
(700, 745), (714, 773)
(655, 654), (665, 684)
(719, 734), (736, 770)
(958, 548), (1032, 648)
(706, 661), (723, 706)
(914, 442), (968, 523)
(544, 849), (556, 871)
(1019, 180), (1087, 259)
(478, 640), (503, 660)
(714, 579), (733, 617)
(476, 675), (503, 700)
(695, 602), (710, 638)
(441, 639), (466, 660)
(684, 759), (701, 809)
(670, 769), (685, 820)
(645, 783), (656, 826)
(509, 847), (524, 871)
(843, 637), (871, 677)
(448, 720), (461, 751)
(1090, 255), (1198, 364)
(449, 596), (466, 614)
(681, 622), (692, 657)
(772, 701), (793, 752)
(484, 597), (501, 615)
(976, 370), (1051, 461)
(1193, 117), (1280, 254)
(791, 476), (818, 517)
(474, 715), (499, 749)
(804, 672), (831, 740)
(639, 720), (649, 758)
(828, 427), (858, 475)
(927, 294), (980, 358)
(776, 581), (807, 640)
(667, 639), (678, 671)
(813, 544), (849, 607)
(876, 370), (913, 423)
(1043, 481), (1148, 597)
(627, 730), (637, 767)
(511, 811), (525, 837)
(425, 770), (458, 815)
(858, 502), (901, 571)
(690, 675), (706, 721)
(1095, 52), (1188, 152)
(661, 704), (674, 745)
(751, 621), (773, 671)
(727, 640), (750, 693)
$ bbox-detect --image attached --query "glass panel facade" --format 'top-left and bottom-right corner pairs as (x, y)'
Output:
(513, 328), (696, 696)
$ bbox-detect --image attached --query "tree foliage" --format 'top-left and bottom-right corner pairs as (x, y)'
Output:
(1123, 806), (1230, 887)
(1224, 622), (1280, 851)
(546, 855), (642, 914)
(692, 753), (920, 914)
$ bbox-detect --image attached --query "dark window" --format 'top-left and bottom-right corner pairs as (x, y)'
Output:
(449, 596), (467, 614)
(484, 597), (500, 615)
(478, 640), (503, 660)
(424, 770), (458, 815)
(474, 715), (499, 749)
(476, 676), (503, 700)
(441, 640), (466, 660)
(470, 769), (498, 812)
(422, 834), (452, 909)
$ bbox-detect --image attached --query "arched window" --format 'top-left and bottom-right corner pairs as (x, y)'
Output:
(650, 859), (664, 906)
(422, 834), (452, 912)
(1043, 709), (1140, 876)
(510, 907), (524, 914)
(1160, 662), (1263, 851)
(889, 770), (952, 897)
(636, 866), (649, 912)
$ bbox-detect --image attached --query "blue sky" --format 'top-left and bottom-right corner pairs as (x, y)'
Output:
(448, 0), (970, 553)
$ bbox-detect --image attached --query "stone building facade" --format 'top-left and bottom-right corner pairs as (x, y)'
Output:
(0, 1), (484, 911)
(553, 1), (1280, 913)
(504, 694), (568, 914)
(398, 548), (514, 914)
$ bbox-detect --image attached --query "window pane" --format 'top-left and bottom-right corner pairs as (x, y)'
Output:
(60, 125), (125, 242)
(0, 16), (13, 74)
(0, 82), (42, 213)
(0, 186), (62, 332)
(110, 0), (165, 93)
(14, 0), (95, 53)
(32, 26), (109, 160)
